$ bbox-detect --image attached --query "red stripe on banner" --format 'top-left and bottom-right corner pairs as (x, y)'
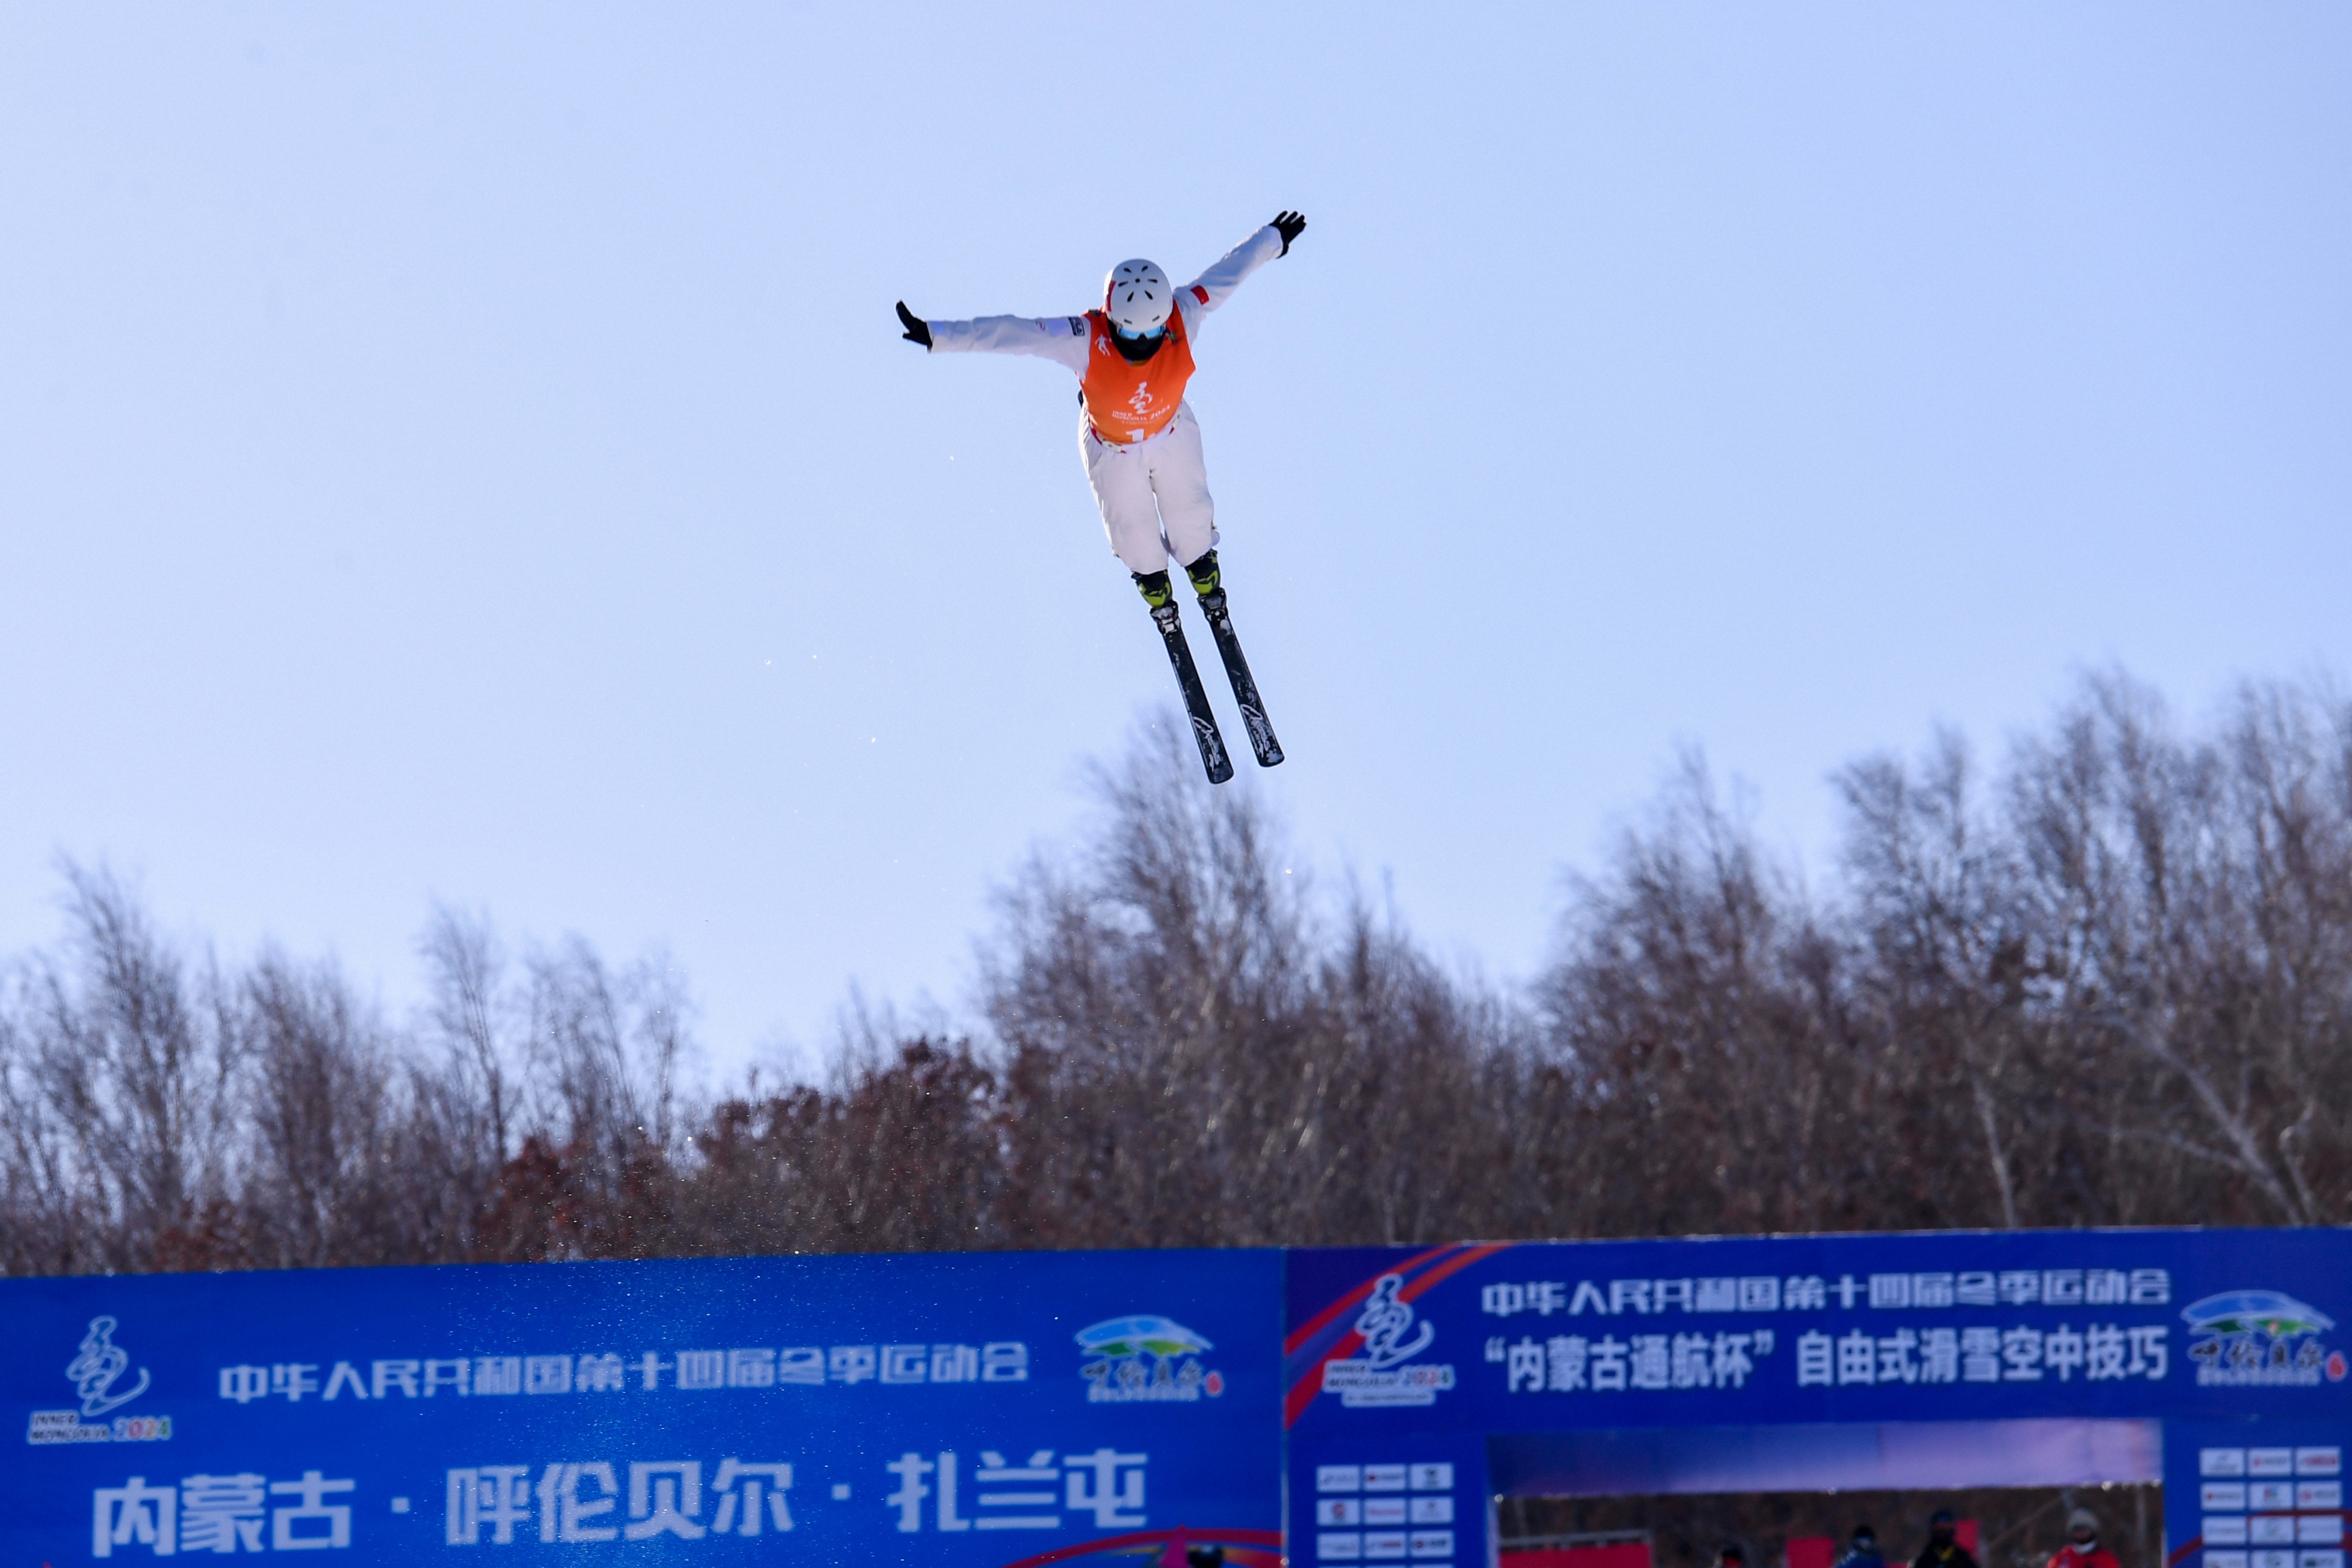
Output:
(988, 1527), (1284, 1568)
(1283, 1241), (1517, 1426)
(1284, 1244), (1457, 1354)
(1401, 1241), (1515, 1304)
(1192, 285), (1209, 303)
(1283, 1368), (1318, 1428)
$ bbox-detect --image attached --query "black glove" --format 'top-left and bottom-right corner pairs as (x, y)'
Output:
(895, 301), (932, 349)
(1271, 210), (1306, 255)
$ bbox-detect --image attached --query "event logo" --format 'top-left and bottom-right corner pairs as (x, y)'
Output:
(70, 1317), (152, 1417)
(2182, 1290), (2346, 1388)
(1075, 1314), (1226, 1404)
(1321, 1274), (1457, 1408)
(26, 1317), (171, 1446)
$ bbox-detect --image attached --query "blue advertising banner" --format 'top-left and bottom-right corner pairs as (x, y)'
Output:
(1285, 1230), (2352, 1568)
(11, 1227), (2348, 1568)
(4, 1249), (1282, 1567)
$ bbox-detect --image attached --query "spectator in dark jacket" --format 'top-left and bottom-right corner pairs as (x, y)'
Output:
(1842, 1526), (1887, 1568)
(1915, 1511), (1979, 1568)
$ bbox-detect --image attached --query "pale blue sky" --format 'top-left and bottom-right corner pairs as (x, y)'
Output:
(3, 4), (2347, 1077)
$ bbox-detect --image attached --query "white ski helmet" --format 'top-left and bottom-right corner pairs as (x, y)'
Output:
(1104, 259), (1173, 336)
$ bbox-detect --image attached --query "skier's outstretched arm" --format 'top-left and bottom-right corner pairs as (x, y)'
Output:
(895, 304), (1090, 374)
(1177, 211), (1304, 330)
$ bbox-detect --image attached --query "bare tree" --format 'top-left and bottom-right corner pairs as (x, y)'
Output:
(15, 868), (245, 1271)
(4, 673), (2348, 1281)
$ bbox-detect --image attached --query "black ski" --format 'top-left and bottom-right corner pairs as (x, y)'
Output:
(1197, 588), (1284, 768)
(1151, 602), (1234, 784)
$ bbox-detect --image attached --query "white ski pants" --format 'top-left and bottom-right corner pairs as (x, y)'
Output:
(1080, 400), (1218, 576)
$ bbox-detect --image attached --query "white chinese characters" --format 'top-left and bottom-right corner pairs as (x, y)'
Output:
(1790, 1325), (2169, 1385)
(1490, 1331), (1775, 1392)
(93, 1471), (354, 1556)
(445, 1460), (793, 1545)
(219, 1343), (1028, 1404)
(1479, 1270), (2172, 1319)
(884, 1448), (1149, 1533)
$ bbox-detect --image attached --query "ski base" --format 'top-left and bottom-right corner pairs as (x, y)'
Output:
(1151, 602), (1234, 784)
(1198, 589), (1283, 768)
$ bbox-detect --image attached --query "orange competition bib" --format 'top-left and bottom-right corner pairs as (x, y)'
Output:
(1080, 304), (1197, 444)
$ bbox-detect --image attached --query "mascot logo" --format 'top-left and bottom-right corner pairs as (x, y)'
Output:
(2183, 1290), (2345, 1387)
(1076, 1315), (1226, 1404)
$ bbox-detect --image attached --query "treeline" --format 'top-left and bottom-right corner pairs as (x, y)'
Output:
(3, 671), (2348, 1278)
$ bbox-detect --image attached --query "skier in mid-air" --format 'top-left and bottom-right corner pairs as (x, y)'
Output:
(894, 210), (1307, 783)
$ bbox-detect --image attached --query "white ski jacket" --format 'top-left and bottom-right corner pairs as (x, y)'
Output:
(922, 223), (1287, 371)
